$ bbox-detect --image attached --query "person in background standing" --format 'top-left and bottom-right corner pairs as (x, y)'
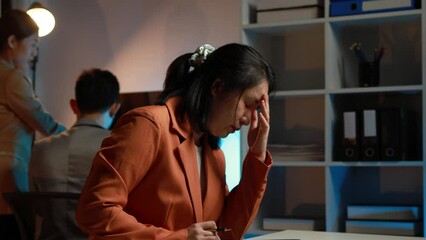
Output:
(0, 9), (66, 238)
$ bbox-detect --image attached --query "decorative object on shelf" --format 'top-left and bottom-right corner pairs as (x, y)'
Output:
(358, 61), (380, 87)
(330, 0), (416, 17)
(350, 42), (384, 87)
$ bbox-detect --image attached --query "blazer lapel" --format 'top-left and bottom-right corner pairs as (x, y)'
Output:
(166, 97), (203, 222)
(177, 139), (203, 222)
(201, 140), (227, 219)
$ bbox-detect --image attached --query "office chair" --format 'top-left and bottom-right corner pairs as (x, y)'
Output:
(3, 192), (82, 240)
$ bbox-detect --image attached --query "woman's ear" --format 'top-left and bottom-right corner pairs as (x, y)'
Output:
(7, 35), (17, 49)
(211, 79), (224, 97)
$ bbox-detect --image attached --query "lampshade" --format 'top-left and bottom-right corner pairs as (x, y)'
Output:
(26, 2), (55, 37)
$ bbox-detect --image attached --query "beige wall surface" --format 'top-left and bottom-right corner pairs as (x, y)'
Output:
(16, 0), (241, 127)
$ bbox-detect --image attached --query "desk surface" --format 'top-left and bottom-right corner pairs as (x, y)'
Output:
(249, 230), (426, 240)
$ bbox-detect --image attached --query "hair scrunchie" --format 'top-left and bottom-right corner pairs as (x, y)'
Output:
(189, 44), (215, 67)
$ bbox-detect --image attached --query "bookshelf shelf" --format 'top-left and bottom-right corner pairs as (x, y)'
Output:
(328, 161), (424, 167)
(273, 89), (326, 97)
(328, 85), (423, 94)
(272, 161), (327, 167)
(241, 0), (425, 237)
(328, 9), (423, 23)
(243, 18), (326, 31)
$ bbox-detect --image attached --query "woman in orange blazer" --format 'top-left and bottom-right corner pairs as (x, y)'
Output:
(76, 43), (276, 240)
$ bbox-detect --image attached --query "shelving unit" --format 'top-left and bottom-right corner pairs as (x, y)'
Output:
(241, 0), (425, 237)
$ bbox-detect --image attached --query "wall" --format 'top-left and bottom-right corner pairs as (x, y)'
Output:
(15, 0), (241, 127)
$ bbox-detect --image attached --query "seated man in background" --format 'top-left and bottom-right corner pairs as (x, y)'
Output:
(29, 68), (120, 239)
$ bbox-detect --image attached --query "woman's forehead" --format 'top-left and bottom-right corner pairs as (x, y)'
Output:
(242, 80), (268, 99)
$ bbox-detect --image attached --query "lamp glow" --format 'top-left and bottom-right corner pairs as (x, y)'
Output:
(27, 3), (55, 37)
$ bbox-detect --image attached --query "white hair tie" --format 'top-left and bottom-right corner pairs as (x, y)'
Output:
(189, 44), (215, 67)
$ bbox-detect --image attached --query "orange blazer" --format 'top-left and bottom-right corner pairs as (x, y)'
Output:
(76, 97), (272, 240)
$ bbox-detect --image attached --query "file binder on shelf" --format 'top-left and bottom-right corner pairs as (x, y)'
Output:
(360, 109), (379, 161)
(379, 108), (401, 161)
(340, 111), (360, 161)
(398, 108), (421, 161)
(337, 107), (420, 162)
(330, 0), (416, 17)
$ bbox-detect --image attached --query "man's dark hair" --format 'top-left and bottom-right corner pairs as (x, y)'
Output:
(75, 68), (120, 114)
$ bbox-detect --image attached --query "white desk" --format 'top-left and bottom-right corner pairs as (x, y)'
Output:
(249, 230), (426, 240)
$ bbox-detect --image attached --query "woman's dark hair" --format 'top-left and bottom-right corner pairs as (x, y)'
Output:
(159, 43), (275, 148)
(156, 53), (193, 104)
(0, 9), (39, 50)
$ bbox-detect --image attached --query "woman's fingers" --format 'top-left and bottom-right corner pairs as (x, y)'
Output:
(188, 221), (221, 240)
(247, 94), (271, 161)
(260, 94), (269, 123)
(250, 106), (258, 131)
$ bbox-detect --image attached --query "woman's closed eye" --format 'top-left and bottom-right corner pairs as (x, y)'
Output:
(245, 102), (259, 112)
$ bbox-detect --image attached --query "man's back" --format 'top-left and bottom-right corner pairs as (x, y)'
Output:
(30, 118), (109, 193)
(29, 118), (109, 239)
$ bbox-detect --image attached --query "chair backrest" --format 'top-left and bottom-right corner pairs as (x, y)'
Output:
(3, 192), (82, 240)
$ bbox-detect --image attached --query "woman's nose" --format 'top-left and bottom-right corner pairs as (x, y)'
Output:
(239, 115), (250, 126)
